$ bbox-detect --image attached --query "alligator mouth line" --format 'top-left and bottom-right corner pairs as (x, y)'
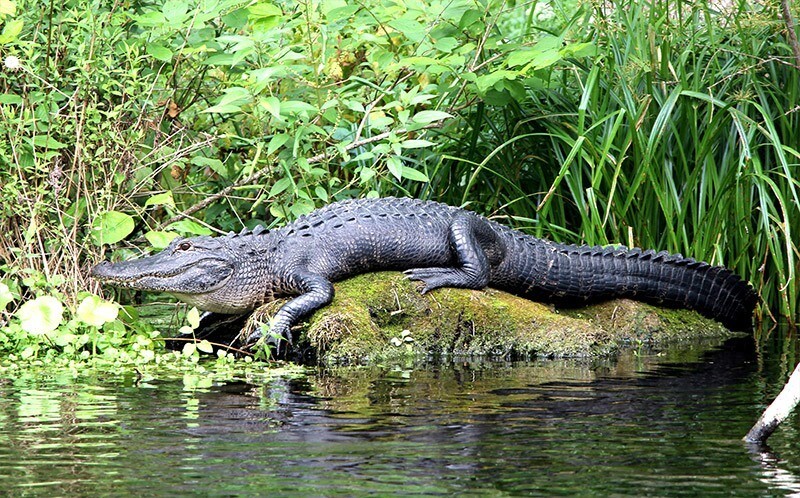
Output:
(93, 258), (228, 283)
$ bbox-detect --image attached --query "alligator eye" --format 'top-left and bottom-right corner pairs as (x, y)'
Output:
(178, 242), (191, 251)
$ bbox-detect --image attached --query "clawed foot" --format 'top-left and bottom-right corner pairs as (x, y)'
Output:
(403, 268), (458, 294)
(241, 319), (293, 353)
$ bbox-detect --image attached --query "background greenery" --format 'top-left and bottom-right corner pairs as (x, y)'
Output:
(0, 0), (797, 363)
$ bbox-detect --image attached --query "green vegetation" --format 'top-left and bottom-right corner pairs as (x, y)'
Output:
(0, 0), (797, 365)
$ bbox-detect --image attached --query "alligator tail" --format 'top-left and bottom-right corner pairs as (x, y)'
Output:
(542, 245), (758, 331)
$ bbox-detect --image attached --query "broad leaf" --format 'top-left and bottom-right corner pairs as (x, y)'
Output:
(76, 295), (119, 328)
(91, 211), (135, 246)
(17, 296), (63, 335)
(411, 110), (452, 124)
(146, 44), (173, 62)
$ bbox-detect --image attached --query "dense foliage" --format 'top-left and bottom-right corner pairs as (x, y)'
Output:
(0, 0), (797, 364)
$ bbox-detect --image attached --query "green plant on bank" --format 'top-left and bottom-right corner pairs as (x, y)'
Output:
(426, 0), (800, 323)
(0, 0), (797, 366)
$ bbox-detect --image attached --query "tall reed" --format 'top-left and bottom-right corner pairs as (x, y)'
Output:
(423, 0), (799, 322)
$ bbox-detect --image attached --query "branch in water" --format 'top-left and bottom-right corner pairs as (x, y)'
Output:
(744, 361), (800, 444)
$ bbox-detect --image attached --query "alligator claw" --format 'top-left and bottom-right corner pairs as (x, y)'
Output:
(404, 268), (454, 294)
(244, 324), (293, 350)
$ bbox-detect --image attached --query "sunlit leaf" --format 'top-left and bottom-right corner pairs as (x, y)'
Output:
(144, 191), (175, 208)
(411, 110), (452, 124)
(0, 0), (16, 17)
(186, 307), (201, 329)
(260, 96), (281, 120)
(196, 340), (214, 353)
(0, 282), (14, 310)
(146, 44), (173, 62)
(76, 295), (119, 328)
(91, 211), (135, 246)
(400, 139), (436, 149)
(144, 230), (179, 249)
(17, 296), (63, 335)
(386, 155), (403, 180)
(167, 219), (212, 236)
(31, 135), (68, 149)
(401, 167), (429, 182)
(0, 19), (23, 44)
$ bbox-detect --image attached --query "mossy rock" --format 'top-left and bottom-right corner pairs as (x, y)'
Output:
(274, 272), (736, 364)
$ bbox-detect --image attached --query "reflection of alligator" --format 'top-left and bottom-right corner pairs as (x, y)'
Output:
(92, 197), (757, 344)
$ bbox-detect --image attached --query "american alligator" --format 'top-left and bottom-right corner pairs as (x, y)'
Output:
(91, 197), (757, 345)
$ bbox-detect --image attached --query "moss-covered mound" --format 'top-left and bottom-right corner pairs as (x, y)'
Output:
(253, 272), (735, 364)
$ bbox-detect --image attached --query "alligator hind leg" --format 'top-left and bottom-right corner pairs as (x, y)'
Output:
(404, 213), (498, 293)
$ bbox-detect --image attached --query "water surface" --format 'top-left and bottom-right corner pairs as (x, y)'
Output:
(0, 334), (798, 496)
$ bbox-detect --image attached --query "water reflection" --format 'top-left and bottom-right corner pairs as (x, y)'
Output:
(0, 335), (797, 496)
(748, 444), (800, 497)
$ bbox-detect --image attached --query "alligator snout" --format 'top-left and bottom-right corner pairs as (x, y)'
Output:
(90, 261), (112, 277)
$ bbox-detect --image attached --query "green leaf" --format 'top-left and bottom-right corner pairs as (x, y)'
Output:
(314, 186), (329, 202)
(561, 42), (598, 58)
(191, 156), (227, 177)
(386, 155), (403, 180)
(325, 5), (359, 20)
(269, 177), (293, 197)
(202, 103), (243, 114)
(248, 2), (282, 31)
(475, 70), (520, 93)
(76, 295), (119, 328)
(196, 340), (214, 353)
(400, 139), (436, 149)
(260, 96), (281, 120)
(202, 87), (251, 114)
(267, 134), (290, 155)
(167, 219), (212, 236)
(144, 191), (175, 208)
(162, 0), (188, 25)
(388, 18), (425, 43)
(186, 307), (201, 329)
(529, 49), (562, 69)
(401, 167), (429, 182)
(280, 100), (318, 117)
(146, 44), (173, 62)
(0, 0), (16, 17)
(0, 93), (21, 104)
(31, 135), (68, 149)
(17, 296), (63, 335)
(144, 230), (179, 249)
(91, 211), (135, 246)
(506, 49), (540, 68)
(411, 110), (452, 124)
(0, 18), (23, 44)
(0, 282), (14, 310)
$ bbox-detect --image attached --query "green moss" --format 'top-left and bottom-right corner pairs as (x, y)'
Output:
(273, 272), (737, 364)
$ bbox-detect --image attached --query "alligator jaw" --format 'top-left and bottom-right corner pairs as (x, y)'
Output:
(91, 255), (234, 295)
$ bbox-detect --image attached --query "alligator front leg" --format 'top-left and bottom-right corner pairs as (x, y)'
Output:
(246, 272), (334, 347)
(404, 213), (498, 293)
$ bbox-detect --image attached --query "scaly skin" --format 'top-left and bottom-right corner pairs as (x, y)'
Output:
(91, 197), (758, 344)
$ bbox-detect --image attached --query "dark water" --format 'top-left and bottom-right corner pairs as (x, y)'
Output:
(0, 334), (798, 497)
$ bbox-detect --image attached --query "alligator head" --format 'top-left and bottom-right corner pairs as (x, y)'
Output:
(91, 234), (260, 313)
